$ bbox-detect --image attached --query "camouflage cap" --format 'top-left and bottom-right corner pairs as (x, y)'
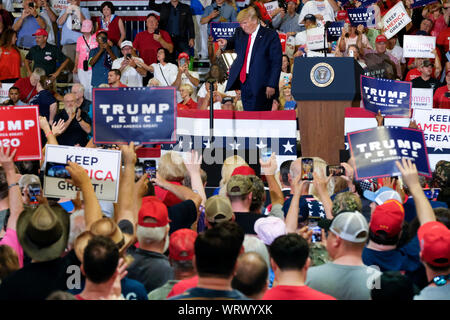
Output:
(248, 175), (265, 211)
(432, 160), (450, 188)
(227, 175), (253, 196)
(332, 191), (362, 216)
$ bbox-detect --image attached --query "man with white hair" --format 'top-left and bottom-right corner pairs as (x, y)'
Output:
(127, 196), (174, 292)
(71, 83), (91, 115)
(53, 92), (91, 146)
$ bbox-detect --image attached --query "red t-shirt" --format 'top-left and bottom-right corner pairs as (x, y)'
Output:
(177, 98), (198, 110)
(154, 181), (183, 207)
(405, 68), (421, 82)
(166, 275), (198, 298)
(262, 285), (336, 300)
(433, 85), (450, 109)
(437, 27), (450, 53)
(0, 47), (21, 81)
(13, 77), (37, 103)
(133, 30), (173, 66)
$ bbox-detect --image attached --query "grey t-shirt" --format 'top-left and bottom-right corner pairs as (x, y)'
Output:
(306, 263), (382, 300)
(414, 284), (450, 300)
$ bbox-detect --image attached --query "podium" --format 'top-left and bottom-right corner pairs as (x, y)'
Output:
(291, 57), (364, 165)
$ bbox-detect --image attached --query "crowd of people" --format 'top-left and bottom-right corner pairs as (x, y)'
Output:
(0, 0), (449, 301)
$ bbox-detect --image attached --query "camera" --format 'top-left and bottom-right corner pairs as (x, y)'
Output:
(45, 162), (71, 179)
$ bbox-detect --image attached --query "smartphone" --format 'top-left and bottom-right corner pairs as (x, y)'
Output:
(29, 2), (34, 8)
(180, 58), (186, 66)
(308, 219), (322, 243)
(260, 147), (272, 163)
(45, 162), (71, 179)
(144, 160), (157, 180)
(301, 158), (314, 180)
(154, 29), (159, 35)
(135, 164), (144, 181)
(28, 183), (41, 202)
(326, 165), (346, 177)
(126, 53), (132, 59)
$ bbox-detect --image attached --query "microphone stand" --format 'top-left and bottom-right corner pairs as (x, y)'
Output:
(208, 79), (215, 144)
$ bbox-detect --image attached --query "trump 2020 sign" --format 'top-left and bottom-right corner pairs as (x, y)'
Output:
(93, 87), (177, 145)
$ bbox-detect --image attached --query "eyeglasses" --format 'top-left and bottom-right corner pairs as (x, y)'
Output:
(430, 274), (450, 286)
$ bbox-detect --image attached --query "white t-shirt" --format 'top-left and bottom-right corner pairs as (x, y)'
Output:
(150, 62), (178, 86)
(111, 57), (145, 87)
(197, 80), (236, 98)
(387, 44), (406, 64)
(299, 0), (335, 24)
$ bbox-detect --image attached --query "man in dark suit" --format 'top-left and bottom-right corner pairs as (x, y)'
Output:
(156, 0), (195, 60)
(217, 6), (282, 111)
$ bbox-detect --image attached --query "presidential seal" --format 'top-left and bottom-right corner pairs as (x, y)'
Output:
(310, 63), (335, 88)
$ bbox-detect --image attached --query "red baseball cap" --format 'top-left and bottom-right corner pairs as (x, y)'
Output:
(285, 0), (297, 4)
(138, 196), (171, 227)
(369, 199), (405, 238)
(376, 35), (388, 43)
(231, 166), (255, 176)
(169, 228), (197, 261)
(32, 28), (48, 37)
(418, 221), (450, 268)
(178, 52), (189, 61)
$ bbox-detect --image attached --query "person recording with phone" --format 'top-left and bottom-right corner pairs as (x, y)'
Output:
(88, 30), (119, 87)
(172, 52), (200, 102)
(111, 40), (146, 87)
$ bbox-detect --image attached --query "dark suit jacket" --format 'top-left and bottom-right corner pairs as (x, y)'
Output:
(157, 2), (195, 41)
(225, 25), (282, 95)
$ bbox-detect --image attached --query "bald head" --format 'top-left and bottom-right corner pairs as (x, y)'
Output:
(231, 252), (268, 299)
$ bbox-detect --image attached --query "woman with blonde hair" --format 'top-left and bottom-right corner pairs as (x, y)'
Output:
(0, 245), (19, 284)
(154, 152), (188, 207)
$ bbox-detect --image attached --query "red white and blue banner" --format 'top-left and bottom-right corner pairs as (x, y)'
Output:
(348, 126), (431, 180)
(137, 110), (298, 168)
(0, 105), (41, 161)
(347, 8), (376, 27)
(344, 108), (449, 171)
(93, 87), (177, 145)
(361, 76), (412, 117)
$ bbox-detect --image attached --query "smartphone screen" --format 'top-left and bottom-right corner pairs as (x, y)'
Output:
(326, 165), (346, 177)
(301, 158), (314, 180)
(144, 160), (157, 180)
(180, 58), (186, 66)
(308, 219), (322, 243)
(45, 162), (71, 179)
(135, 164), (144, 181)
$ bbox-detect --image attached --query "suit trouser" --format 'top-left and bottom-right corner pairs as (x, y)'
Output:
(240, 78), (277, 111)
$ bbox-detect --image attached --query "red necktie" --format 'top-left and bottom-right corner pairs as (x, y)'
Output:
(240, 34), (252, 84)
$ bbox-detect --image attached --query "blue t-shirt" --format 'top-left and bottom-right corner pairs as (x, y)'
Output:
(68, 276), (148, 300)
(403, 197), (448, 223)
(89, 46), (120, 87)
(29, 89), (56, 120)
(58, 8), (91, 45)
(362, 236), (422, 273)
(15, 16), (40, 49)
(284, 100), (296, 110)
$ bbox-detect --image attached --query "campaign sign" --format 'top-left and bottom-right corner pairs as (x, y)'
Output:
(361, 76), (412, 117)
(413, 108), (450, 150)
(411, 88), (433, 109)
(0, 106), (41, 161)
(306, 27), (326, 50)
(326, 21), (344, 41)
(410, 0), (438, 8)
(43, 145), (122, 202)
(383, 1), (412, 39)
(264, 1), (279, 15)
(0, 83), (13, 103)
(347, 8), (376, 27)
(93, 87), (177, 145)
(348, 126), (431, 180)
(403, 35), (436, 58)
(210, 22), (240, 42)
